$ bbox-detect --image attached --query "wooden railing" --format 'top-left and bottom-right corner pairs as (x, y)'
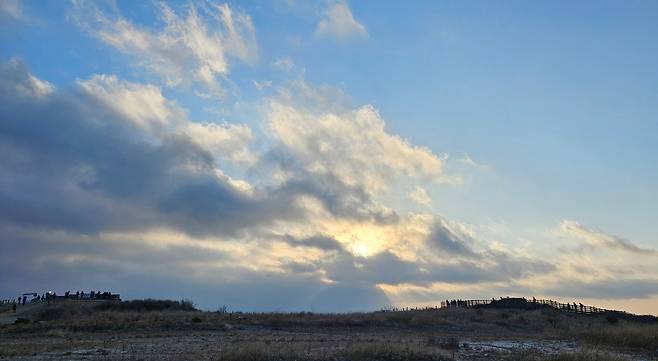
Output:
(438, 297), (627, 315)
(380, 297), (630, 316)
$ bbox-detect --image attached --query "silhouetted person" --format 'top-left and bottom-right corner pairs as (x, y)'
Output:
(12, 303), (16, 313)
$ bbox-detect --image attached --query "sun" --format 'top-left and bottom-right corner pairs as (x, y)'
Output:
(351, 242), (373, 257)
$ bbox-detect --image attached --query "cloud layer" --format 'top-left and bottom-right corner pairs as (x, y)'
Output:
(315, 0), (367, 40)
(0, 57), (565, 310)
(2, 1), (657, 313)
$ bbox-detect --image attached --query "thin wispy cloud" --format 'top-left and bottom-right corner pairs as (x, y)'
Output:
(560, 220), (657, 255)
(70, 1), (257, 97)
(315, 0), (367, 40)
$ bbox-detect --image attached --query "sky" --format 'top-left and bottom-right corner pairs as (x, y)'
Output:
(1, 0), (657, 314)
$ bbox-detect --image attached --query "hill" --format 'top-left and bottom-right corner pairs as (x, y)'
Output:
(1, 299), (656, 360)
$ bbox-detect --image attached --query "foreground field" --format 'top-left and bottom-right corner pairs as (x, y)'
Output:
(0, 300), (656, 360)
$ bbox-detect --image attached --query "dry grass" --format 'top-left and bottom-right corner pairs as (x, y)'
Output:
(212, 342), (453, 361)
(2, 301), (224, 333)
(573, 321), (658, 350)
(1, 300), (656, 360)
(546, 350), (633, 361)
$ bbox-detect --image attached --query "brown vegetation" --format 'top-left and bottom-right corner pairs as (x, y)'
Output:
(0, 300), (655, 360)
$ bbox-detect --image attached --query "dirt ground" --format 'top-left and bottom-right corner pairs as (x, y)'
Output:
(0, 302), (656, 361)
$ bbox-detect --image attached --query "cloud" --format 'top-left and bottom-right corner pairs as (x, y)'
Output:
(315, 0), (367, 40)
(560, 220), (657, 255)
(0, 0), (21, 20)
(0, 59), (578, 312)
(318, 244), (552, 287)
(213, 3), (258, 64)
(1, 59), (54, 98)
(259, 88), (448, 223)
(281, 234), (346, 251)
(70, 1), (257, 96)
(0, 225), (389, 311)
(409, 186), (431, 207)
(78, 74), (182, 133)
(266, 101), (444, 195)
(183, 122), (256, 165)
(0, 59), (286, 238)
(426, 219), (478, 258)
(273, 57), (294, 71)
(253, 79), (272, 91)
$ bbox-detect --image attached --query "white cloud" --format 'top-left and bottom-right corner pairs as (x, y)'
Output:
(461, 154), (479, 168)
(70, 1), (257, 96)
(409, 186), (431, 207)
(78, 74), (181, 133)
(184, 122), (255, 165)
(212, 3), (258, 64)
(273, 57), (294, 71)
(0, 0), (21, 19)
(267, 101), (444, 195)
(315, 0), (367, 40)
(458, 153), (492, 173)
(253, 79), (272, 91)
(78, 73), (254, 165)
(560, 220), (657, 255)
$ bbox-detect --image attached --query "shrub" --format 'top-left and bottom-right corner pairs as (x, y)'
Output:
(95, 299), (198, 312)
(13, 317), (29, 325)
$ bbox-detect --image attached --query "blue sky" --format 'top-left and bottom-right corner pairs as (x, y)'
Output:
(1, 0), (657, 314)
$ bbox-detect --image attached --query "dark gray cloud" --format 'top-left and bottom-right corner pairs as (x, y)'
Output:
(281, 234), (346, 251)
(426, 221), (479, 258)
(0, 59), (399, 239)
(262, 149), (400, 225)
(309, 245), (554, 286)
(0, 59), (306, 237)
(0, 225), (388, 311)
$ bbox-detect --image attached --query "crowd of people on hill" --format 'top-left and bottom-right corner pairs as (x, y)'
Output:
(1, 290), (118, 312)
